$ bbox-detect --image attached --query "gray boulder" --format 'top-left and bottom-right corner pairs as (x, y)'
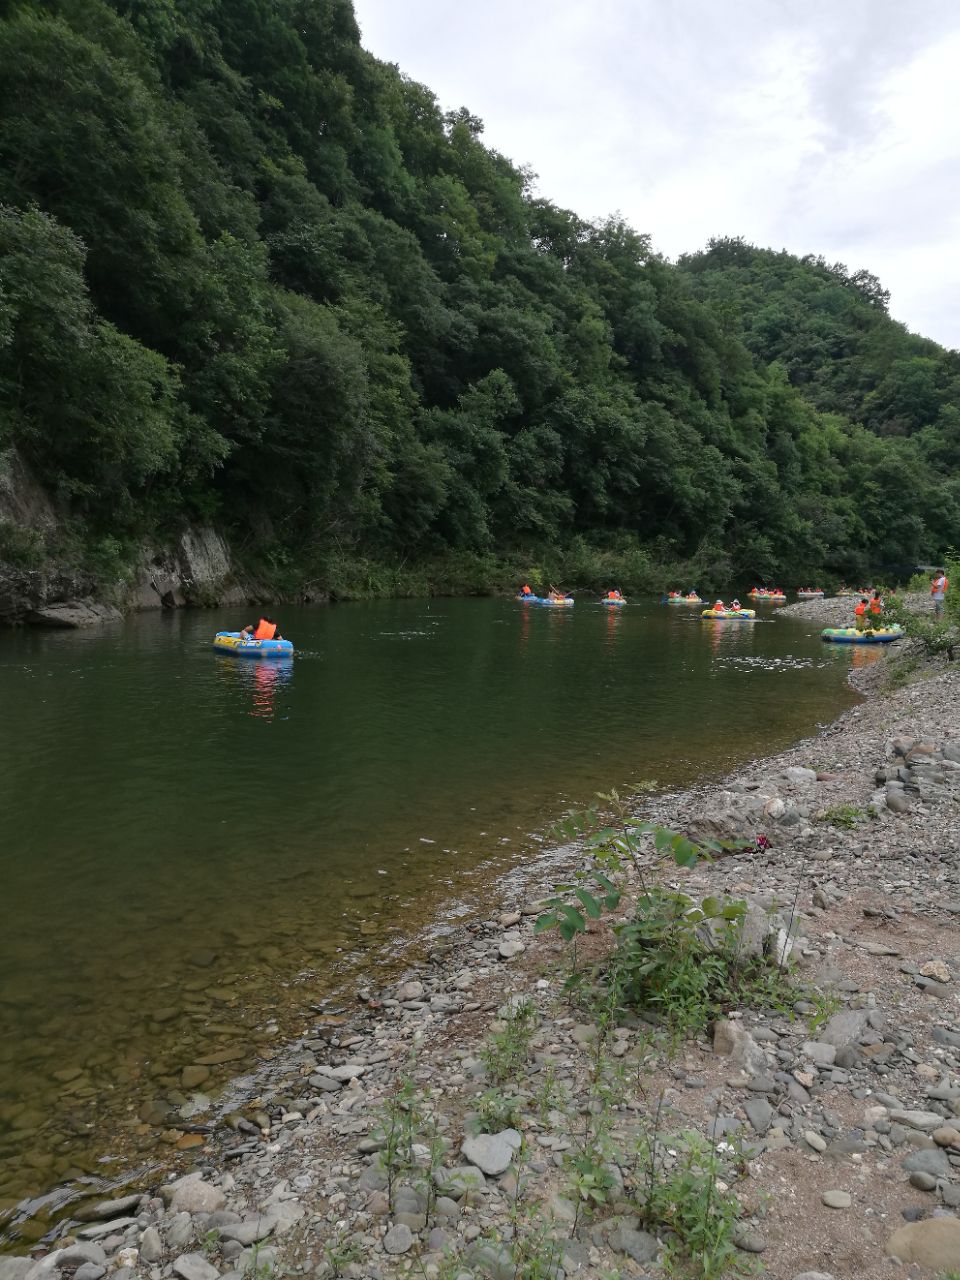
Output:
(818, 1009), (868, 1050)
(172, 1255), (220, 1280)
(461, 1130), (522, 1176)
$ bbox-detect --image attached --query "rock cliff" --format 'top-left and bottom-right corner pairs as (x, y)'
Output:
(0, 447), (256, 626)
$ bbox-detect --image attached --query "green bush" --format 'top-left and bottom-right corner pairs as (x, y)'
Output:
(0, 518), (45, 568)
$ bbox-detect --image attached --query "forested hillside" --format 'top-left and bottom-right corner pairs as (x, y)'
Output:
(1, 0), (958, 595)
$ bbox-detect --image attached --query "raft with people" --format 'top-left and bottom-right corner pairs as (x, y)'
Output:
(600, 590), (626, 605)
(666, 591), (702, 603)
(796, 589), (825, 598)
(820, 625), (903, 645)
(701, 603), (756, 620)
(516, 584), (574, 606)
(213, 631), (294, 658)
(748, 588), (787, 601)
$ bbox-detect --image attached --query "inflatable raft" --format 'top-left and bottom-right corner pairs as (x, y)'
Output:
(539, 597), (574, 607)
(667, 595), (702, 604)
(516, 594), (541, 603)
(701, 608), (756, 620)
(821, 626), (903, 645)
(797, 590), (825, 598)
(600, 597), (626, 606)
(213, 631), (294, 658)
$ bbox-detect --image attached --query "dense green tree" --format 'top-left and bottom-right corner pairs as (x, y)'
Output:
(0, 0), (957, 588)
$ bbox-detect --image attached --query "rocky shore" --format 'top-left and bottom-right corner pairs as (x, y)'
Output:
(5, 647), (960, 1280)
(777, 591), (934, 629)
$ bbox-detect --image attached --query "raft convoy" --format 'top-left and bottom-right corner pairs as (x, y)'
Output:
(211, 586), (907, 659)
(513, 585), (907, 646)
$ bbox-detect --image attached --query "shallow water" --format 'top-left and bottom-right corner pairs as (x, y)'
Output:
(0, 596), (868, 1231)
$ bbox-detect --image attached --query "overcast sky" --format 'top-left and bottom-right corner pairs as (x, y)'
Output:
(352, 0), (960, 349)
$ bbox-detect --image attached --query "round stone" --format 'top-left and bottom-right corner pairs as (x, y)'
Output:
(821, 1190), (851, 1209)
(383, 1224), (414, 1255)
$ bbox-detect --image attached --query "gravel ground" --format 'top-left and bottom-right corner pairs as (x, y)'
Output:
(6, 649), (960, 1280)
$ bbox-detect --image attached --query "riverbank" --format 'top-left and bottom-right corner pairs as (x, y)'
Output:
(6, 647), (960, 1280)
(777, 591), (935, 628)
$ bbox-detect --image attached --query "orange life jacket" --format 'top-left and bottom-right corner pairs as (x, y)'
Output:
(932, 576), (949, 595)
(254, 619), (277, 640)
(870, 598), (882, 615)
(607, 591), (618, 599)
(854, 602), (866, 617)
(522, 584), (532, 595)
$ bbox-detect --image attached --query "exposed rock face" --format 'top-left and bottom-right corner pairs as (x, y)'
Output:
(130, 529), (249, 612)
(0, 447), (57, 535)
(0, 447), (260, 625)
(26, 601), (123, 628)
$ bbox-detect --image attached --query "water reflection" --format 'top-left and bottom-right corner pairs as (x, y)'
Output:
(214, 655), (294, 719)
(849, 644), (884, 669)
(701, 618), (756, 657)
(604, 606), (622, 649)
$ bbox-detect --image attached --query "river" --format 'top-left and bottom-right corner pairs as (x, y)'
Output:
(0, 596), (869, 1235)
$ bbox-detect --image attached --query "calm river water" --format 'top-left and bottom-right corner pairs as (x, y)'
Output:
(0, 596), (868, 1233)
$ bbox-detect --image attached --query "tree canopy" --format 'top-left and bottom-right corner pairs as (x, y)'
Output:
(1, 0), (957, 586)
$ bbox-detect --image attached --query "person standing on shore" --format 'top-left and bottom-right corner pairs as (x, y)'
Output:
(931, 568), (949, 617)
(854, 598), (868, 631)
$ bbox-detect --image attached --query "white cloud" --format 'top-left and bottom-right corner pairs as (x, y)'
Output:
(352, 0), (960, 347)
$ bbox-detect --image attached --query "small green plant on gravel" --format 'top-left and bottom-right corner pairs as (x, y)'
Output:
(374, 1073), (447, 1222)
(635, 1128), (755, 1280)
(563, 1049), (623, 1233)
(200, 1228), (220, 1259)
(245, 1243), (275, 1280)
(608, 887), (790, 1040)
(320, 1229), (362, 1278)
(566, 1150), (615, 1232)
(376, 1073), (418, 1202)
(807, 989), (841, 1034)
(421, 1253), (467, 1280)
(532, 1061), (567, 1121)
(481, 1000), (537, 1084)
(537, 796), (792, 1042)
(818, 803), (867, 829)
(468, 1086), (523, 1135)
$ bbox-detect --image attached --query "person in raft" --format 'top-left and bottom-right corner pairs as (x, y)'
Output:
(713, 599), (725, 612)
(606, 589), (623, 600)
(731, 598), (741, 611)
(854, 598), (869, 631)
(519, 583), (534, 597)
(241, 616), (283, 641)
(931, 568), (949, 616)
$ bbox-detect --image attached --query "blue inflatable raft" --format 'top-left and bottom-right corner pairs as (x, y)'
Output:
(821, 626), (903, 645)
(213, 631), (294, 658)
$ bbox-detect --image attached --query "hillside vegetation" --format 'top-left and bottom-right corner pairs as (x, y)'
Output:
(1, 0), (958, 595)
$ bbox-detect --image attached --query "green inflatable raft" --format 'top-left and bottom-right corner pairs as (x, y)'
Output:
(820, 626), (903, 645)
